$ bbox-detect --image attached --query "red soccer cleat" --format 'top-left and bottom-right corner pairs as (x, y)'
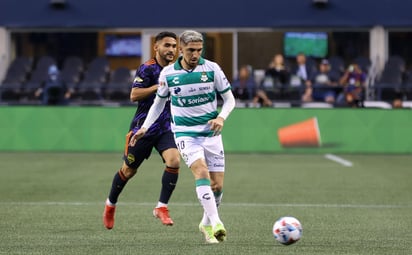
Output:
(103, 204), (116, 229)
(153, 207), (174, 226)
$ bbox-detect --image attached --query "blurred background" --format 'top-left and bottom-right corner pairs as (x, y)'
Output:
(0, 0), (411, 108)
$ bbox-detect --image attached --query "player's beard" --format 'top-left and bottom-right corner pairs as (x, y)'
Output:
(163, 53), (175, 65)
(184, 57), (198, 69)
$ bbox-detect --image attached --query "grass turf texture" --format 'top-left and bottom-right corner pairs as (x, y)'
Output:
(0, 152), (411, 255)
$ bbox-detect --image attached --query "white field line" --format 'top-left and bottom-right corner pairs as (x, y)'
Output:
(0, 201), (410, 209)
(324, 153), (353, 167)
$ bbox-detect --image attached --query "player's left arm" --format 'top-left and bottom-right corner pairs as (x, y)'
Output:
(208, 90), (235, 135)
(208, 66), (235, 135)
(218, 89), (236, 120)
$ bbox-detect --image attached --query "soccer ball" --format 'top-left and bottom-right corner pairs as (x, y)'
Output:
(272, 216), (303, 245)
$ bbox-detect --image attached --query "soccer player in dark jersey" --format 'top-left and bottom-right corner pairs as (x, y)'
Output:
(103, 31), (180, 229)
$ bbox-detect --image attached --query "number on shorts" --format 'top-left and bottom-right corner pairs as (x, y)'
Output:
(176, 140), (185, 151)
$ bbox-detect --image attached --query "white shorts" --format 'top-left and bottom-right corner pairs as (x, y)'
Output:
(174, 135), (225, 172)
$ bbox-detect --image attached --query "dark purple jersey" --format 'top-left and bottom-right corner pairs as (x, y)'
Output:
(129, 58), (171, 137)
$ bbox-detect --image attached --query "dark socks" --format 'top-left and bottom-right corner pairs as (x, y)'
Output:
(108, 170), (128, 204)
(159, 166), (179, 204)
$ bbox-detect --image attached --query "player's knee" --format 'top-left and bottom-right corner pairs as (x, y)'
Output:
(164, 152), (180, 169)
(120, 165), (137, 179)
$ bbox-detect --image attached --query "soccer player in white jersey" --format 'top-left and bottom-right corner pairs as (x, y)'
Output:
(129, 30), (236, 244)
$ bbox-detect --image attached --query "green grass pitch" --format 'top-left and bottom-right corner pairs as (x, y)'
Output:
(0, 152), (411, 255)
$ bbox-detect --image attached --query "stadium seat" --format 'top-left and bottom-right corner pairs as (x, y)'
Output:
(62, 56), (84, 73)
(35, 56), (56, 72)
(87, 57), (110, 74)
(374, 64), (403, 102)
(104, 67), (131, 101)
(21, 56), (57, 101)
(0, 82), (24, 101)
(403, 74), (412, 100)
(2, 56), (33, 83)
(76, 57), (110, 101)
(60, 56), (84, 88)
(305, 56), (318, 74)
(386, 55), (406, 72)
(0, 57), (33, 101)
(354, 56), (371, 72)
(328, 56), (345, 75)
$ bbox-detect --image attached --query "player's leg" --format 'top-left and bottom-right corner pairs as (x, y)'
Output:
(102, 131), (152, 229)
(158, 149), (180, 205)
(153, 132), (180, 225)
(198, 135), (227, 241)
(191, 158), (222, 224)
(106, 162), (137, 204)
(103, 162), (137, 229)
(197, 170), (226, 243)
(210, 172), (224, 207)
(176, 136), (222, 243)
(208, 172), (226, 242)
(199, 172), (224, 227)
(191, 158), (222, 244)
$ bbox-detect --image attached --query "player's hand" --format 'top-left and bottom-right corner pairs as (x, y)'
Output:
(208, 117), (224, 136)
(129, 128), (147, 146)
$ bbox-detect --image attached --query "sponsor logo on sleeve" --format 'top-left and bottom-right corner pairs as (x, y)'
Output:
(134, 76), (143, 83)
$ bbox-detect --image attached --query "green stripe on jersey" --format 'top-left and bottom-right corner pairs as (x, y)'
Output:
(156, 93), (169, 98)
(175, 131), (214, 138)
(166, 71), (214, 87)
(173, 111), (218, 126)
(218, 86), (232, 94)
(171, 92), (216, 107)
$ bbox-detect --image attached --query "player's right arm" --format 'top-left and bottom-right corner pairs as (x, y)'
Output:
(130, 85), (159, 102)
(129, 95), (167, 146)
(129, 63), (159, 102)
(129, 71), (170, 146)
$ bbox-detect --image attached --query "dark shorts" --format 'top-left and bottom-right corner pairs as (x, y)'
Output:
(123, 130), (177, 169)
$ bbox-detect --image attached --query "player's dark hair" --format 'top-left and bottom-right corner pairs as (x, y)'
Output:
(155, 31), (177, 42)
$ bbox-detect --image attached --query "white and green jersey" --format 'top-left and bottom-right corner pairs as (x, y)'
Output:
(157, 57), (231, 138)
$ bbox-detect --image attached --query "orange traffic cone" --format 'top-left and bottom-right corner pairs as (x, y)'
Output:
(277, 117), (321, 148)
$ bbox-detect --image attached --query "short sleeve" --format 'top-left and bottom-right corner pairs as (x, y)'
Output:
(132, 65), (152, 89)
